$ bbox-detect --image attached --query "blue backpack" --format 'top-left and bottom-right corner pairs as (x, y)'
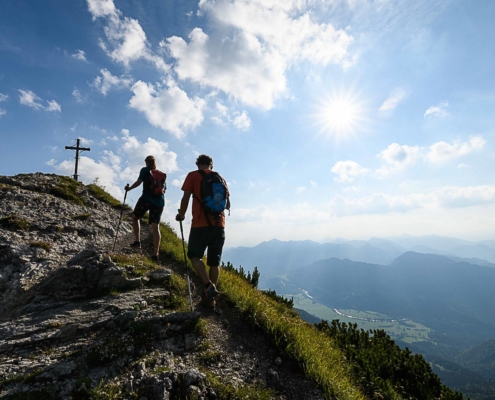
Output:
(196, 170), (228, 225)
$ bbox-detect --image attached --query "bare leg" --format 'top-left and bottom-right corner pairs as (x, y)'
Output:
(151, 223), (161, 257)
(190, 257), (210, 285)
(209, 266), (220, 285)
(132, 214), (140, 242)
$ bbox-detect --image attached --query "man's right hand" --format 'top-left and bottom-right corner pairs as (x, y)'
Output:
(175, 213), (185, 222)
(125, 184), (130, 191)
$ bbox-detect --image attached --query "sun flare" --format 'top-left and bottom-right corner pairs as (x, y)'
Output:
(314, 91), (365, 139)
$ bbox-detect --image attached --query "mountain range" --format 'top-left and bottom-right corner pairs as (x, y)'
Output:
(223, 236), (495, 398)
(223, 236), (495, 284)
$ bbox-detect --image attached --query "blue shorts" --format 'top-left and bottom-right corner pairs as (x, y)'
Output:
(187, 227), (225, 267)
(133, 196), (163, 224)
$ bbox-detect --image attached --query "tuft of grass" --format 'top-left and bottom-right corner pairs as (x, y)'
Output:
(112, 253), (159, 277)
(195, 342), (212, 352)
(0, 183), (12, 191)
(199, 350), (222, 366)
(219, 271), (366, 400)
(86, 334), (134, 367)
(0, 215), (31, 230)
(158, 222), (189, 264)
(49, 176), (85, 205)
(152, 366), (171, 375)
(161, 273), (189, 311)
(89, 380), (122, 400)
(193, 318), (208, 337)
(87, 183), (131, 210)
(203, 370), (277, 400)
(0, 368), (42, 389)
(30, 241), (52, 252)
(71, 213), (92, 221)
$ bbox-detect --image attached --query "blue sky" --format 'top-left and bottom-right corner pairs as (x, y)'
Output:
(1, 0), (495, 247)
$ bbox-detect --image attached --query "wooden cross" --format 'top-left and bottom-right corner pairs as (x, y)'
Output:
(65, 138), (90, 181)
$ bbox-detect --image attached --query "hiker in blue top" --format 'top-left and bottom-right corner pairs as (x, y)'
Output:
(124, 155), (167, 262)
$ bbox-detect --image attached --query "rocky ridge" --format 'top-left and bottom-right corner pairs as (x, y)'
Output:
(0, 173), (324, 399)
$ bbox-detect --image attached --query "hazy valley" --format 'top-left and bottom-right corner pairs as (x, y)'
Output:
(224, 237), (495, 399)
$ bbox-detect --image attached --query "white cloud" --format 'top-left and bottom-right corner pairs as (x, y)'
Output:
(72, 88), (84, 103)
(232, 111), (251, 130)
(424, 100), (449, 117)
(18, 89), (44, 110)
(87, 0), (167, 71)
(18, 89), (60, 112)
(428, 135), (486, 163)
(46, 145), (58, 152)
(172, 178), (183, 188)
(330, 192), (427, 216)
(79, 137), (93, 146)
(54, 156), (121, 197)
(119, 129), (178, 180)
(87, 0), (117, 19)
(46, 159), (56, 166)
(296, 186), (306, 193)
(457, 163), (470, 169)
(376, 143), (421, 177)
(129, 80), (205, 138)
(331, 160), (369, 183)
(211, 102), (251, 130)
(378, 88), (406, 113)
(0, 93), (8, 102)
(435, 186), (495, 208)
(310, 181), (318, 187)
(0, 108), (6, 117)
(91, 68), (133, 95)
(72, 49), (87, 61)
(329, 185), (495, 217)
(166, 27), (285, 110)
(165, 0), (354, 109)
(46, 100), (61, 112)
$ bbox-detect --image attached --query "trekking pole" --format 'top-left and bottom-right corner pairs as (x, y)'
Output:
(178, 209), (193, 311)
(112, 187), (128, 252)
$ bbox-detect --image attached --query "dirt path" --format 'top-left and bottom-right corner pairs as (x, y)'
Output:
(107, 223), (325, 399)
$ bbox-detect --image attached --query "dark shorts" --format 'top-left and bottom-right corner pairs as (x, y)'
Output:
(187, 226), (225, 267)
(133, 196), (163, 224)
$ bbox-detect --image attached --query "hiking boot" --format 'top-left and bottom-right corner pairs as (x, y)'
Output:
(203, 282), (219, 303)
(129, 241), (141, 248)
(201, 291), (216, 309)
(151, 255), (159, 262)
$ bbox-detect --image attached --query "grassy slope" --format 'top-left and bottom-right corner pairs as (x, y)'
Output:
(159, 227), (366, 399)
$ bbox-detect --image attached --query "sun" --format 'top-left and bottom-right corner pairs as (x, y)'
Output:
(324, 98), (357, 132)
(314, 90), (365, 139)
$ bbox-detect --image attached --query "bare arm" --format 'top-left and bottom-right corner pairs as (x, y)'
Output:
(125, 179), (142, 192)
(176, 190), (192, 221)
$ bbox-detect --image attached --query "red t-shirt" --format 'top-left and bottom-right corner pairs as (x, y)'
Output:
(181, 169), (229, 228)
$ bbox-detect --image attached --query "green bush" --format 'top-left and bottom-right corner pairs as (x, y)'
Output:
(315, 320), (465, 400)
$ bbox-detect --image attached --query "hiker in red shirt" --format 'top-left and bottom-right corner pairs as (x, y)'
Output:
(125, 155), (166, 262)
(176, 154), (230, 307)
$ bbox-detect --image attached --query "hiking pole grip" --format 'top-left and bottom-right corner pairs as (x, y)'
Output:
(178, 209), (188, 265)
